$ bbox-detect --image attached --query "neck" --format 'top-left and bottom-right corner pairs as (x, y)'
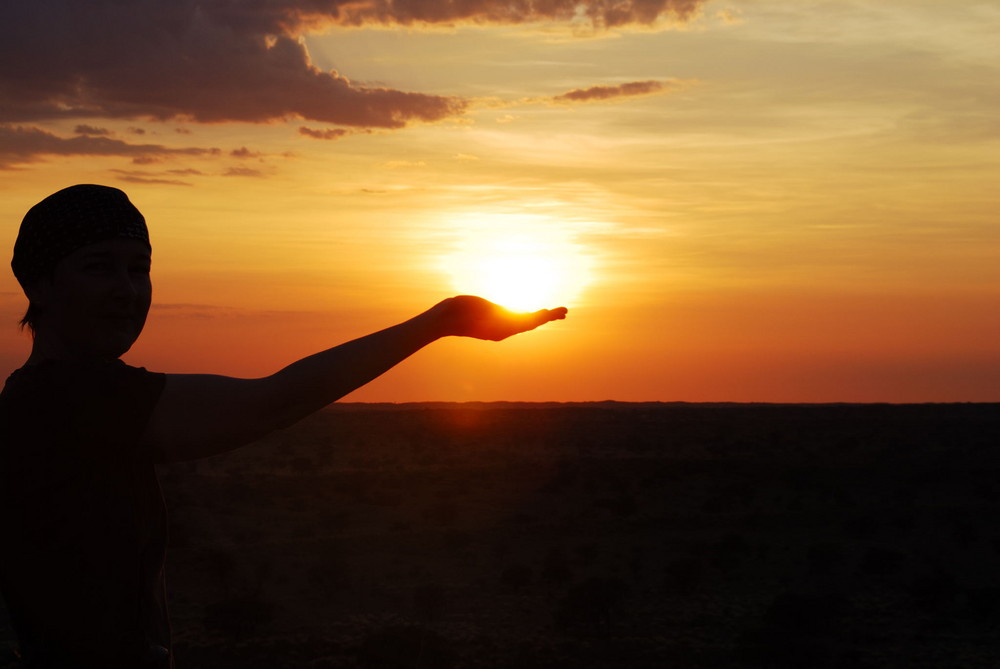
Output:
(25, 333), (115, 367)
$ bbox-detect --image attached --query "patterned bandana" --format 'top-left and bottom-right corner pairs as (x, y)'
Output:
(11, 184), (150, 287)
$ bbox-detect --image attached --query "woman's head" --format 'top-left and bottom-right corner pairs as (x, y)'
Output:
(12, 185), (152, 359)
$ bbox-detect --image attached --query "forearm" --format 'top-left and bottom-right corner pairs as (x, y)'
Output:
(260, 308), (441, 428)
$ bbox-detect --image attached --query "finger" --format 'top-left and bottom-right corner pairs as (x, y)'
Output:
(518, 307), (566, 330)
(533, 307), (567, 323)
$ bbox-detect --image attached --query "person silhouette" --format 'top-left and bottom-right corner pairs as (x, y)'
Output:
(0, 184), (567, 668)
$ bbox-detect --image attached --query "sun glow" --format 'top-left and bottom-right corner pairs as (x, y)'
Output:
(440, 214), (594, 311)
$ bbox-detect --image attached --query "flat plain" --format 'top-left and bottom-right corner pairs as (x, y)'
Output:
(3, 402), (1000, 668)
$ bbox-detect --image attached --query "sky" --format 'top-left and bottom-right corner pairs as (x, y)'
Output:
(1, 0), (998, 402)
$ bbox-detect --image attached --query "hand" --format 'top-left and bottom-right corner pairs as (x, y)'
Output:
(426, 295), (568, 341)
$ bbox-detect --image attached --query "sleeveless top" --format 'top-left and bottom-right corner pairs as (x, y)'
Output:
(0, 359), (170, 668)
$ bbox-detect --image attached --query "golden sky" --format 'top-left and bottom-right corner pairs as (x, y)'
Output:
(1, 0), (998, 401)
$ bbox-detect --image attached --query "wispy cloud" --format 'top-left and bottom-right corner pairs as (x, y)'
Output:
(299, 126), (358, 140)
(73, 124), (112, 136)
(223, 166), (268, 178)
(0, 124), (218, 170)
(109, 170), (196, 187)
(471, 78), (691, 113)
(551, 79), (688, 104)
(300, 127), (347, 141)
(230, 147), (263, 159)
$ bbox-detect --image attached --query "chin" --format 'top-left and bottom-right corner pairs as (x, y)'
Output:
(88, 328), (143, 360)
(109, 336), (141, 359)
(88, 343), (133, 361)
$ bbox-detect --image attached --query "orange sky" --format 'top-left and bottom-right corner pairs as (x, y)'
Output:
(2, 1), (999, 402)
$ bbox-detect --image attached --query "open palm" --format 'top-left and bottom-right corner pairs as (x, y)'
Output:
(429, 295), (568, 341)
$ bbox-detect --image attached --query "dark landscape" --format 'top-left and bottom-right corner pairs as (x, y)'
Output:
(3, 402), (1000, 668)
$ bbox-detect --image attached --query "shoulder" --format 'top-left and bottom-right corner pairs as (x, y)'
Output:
(2, 359), (165, 422)
(103, 359), (167, 392)
(6, 358), (163, 389)
(3, 360), (167, 459)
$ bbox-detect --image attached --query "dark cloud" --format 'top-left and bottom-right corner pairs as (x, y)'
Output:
(0, 1), (704, 128)
(0, 124), (218, 170)
(299, 126), (350, 140)
(73, 124), (111, 136)
(231, 147), (263, 159)
(0, 2), (705, 170)
(130, 155), (164, 166)
(552, 80), (676, 104)
(0, 1), (464, 129)
(319, 0), (705, 28)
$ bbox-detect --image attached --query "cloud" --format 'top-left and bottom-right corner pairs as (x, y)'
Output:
(0, 124), (219, 170)
(224, 166), (268, 178)
(231, 147), (263, 159)
(109, 169), (196, 186)
(473, 79), (692, 112)
(0, 2), (707, 170)
(0, 2), (706, 129)
(0, 1), (464, 129)
(299, 126), (350, 141)
(551, 80), (681, 104)
(73, 124), (112, 136)
(321, 0), (706, 28)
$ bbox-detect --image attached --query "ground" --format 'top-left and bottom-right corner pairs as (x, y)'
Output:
(3, 402), (999, 668)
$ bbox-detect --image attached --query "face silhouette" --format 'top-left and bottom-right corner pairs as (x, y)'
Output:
(29, 238), (152, 361)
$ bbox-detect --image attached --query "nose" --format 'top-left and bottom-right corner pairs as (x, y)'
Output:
(110, 267), (145, 301)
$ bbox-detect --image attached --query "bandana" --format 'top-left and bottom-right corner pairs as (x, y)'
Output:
(12, 184), (150, 287)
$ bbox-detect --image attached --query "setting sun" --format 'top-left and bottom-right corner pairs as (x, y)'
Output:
(439, 214), (594, 311)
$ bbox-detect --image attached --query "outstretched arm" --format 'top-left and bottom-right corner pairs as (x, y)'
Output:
(142, 296), (566, 462)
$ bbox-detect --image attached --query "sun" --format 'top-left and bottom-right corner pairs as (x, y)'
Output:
(440, 214), (593, 311)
